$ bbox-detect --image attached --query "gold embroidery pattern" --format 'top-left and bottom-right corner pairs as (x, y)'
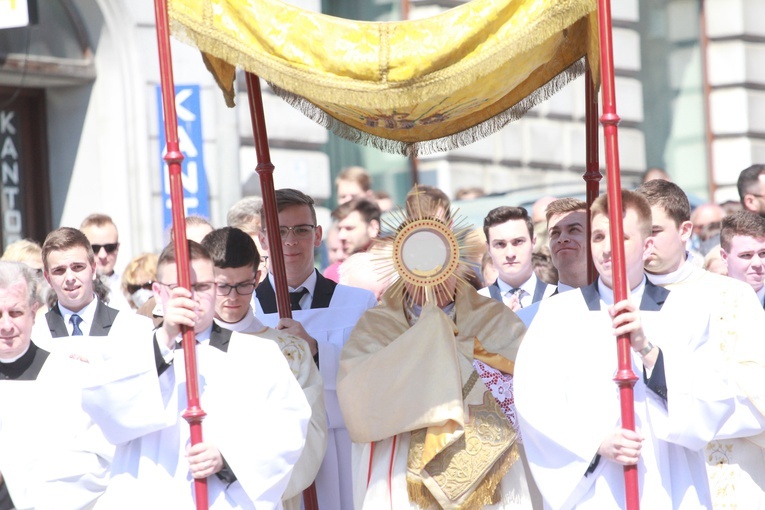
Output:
(462, 371), (479, 400)
(712, 287), (737, 361)
(273, 333), (308, 379)
(706, 440), (737, 509)
(407, 390), (517, 508)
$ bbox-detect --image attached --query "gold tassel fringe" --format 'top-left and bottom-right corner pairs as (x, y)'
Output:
(406, 443), (520, 509)
(270, 58), (585, 158)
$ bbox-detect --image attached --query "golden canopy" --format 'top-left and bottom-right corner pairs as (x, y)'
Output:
(169, 0), (599, 156)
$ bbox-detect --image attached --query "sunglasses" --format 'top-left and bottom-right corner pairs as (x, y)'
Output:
(127, 281), (154, 294)
(92, 243), (119, 254)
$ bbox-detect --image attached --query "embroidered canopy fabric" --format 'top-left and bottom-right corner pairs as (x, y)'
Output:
(169, 0), (599, 156)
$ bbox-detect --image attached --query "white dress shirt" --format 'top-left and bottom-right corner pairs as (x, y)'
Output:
(267, 271), (318, 310)
(58, 297), (99, 336)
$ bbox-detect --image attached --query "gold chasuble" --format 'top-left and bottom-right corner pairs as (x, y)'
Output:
(337, 282), (527, 509)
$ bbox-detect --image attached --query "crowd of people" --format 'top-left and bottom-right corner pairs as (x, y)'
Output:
(0, 163), (764, 509)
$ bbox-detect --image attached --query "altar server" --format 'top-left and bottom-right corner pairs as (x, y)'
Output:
(516, 190), (765, 509)
(82, 241), (311, 509)
(202, 226), (327, 510)
(254, 188), (377, 510)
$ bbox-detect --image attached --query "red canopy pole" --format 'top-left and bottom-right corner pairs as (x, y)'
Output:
(597, 0), (639, 508)
(153, 1), (208, 508)
(584, 57), (601, 285)
(245, 72), (320, 510)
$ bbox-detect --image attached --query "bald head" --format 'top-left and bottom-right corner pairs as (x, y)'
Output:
(691, 203), (725, 239)
(338, 251), (391, 301)
(532, 196), (558, 225)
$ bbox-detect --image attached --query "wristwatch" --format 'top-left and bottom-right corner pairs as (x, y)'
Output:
(637, 341), (655, 357)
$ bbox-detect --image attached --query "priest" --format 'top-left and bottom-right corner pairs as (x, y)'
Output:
(0, 261), (112, 510)
(337, 187), (538, 509)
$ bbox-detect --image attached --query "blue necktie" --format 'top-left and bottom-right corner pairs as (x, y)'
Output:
(505, 288), (524, 308)
(70, 314), (84, 336)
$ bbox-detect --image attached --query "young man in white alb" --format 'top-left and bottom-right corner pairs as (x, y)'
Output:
(254, 188), (377, 510)
(202, 226), (327, 510)
(82, 241), (310, 509)
(636, 179), (765, 508)
(517, 190), (765, 508)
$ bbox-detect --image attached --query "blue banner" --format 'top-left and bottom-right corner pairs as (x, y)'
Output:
(157, 85), (210, 233)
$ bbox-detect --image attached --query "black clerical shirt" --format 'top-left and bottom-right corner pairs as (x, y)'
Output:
(0, 342), (49, 381)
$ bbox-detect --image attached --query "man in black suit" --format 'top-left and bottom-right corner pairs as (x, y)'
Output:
(478, 206), (555, 308)
(40, 227), (119, 338)
(33, 227), (151, 343)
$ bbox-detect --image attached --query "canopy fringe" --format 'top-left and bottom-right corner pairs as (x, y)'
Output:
(271, 57), (586, 158)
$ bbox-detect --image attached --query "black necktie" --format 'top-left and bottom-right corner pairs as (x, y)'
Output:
(289, 288), (308, 311)
(70, 314), (84, 336)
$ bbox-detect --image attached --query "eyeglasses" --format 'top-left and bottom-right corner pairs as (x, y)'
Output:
(155, 281), (216, 293)
(127, 281), (154, 294)
(92, 243), (119, 254)
(217, 281), (257, 296)
(267, 225), (316, 239)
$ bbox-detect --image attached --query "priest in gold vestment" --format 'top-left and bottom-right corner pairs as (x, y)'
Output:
(337, 187), (538, 509)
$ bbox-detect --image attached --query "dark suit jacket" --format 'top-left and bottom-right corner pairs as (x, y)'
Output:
(255, 269), (337, 314)
(0, 481), (11, 510)
(579, 279), (670, 312)
(154, 322), (234, 375)
(487, 276), (549, 304)
(44, 300), (120, 337)
(209, 323), (234, 352)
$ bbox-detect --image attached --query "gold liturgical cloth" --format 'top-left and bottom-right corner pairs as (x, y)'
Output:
(407, 376), (518, 510)
(168, 0), (599, 156)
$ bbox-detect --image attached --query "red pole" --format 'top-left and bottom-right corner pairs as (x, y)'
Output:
(153, 0), (208, 508)
(245, 72), (320, 510)
(584, 58), (601, 285)
(596, 0), (640, 508)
